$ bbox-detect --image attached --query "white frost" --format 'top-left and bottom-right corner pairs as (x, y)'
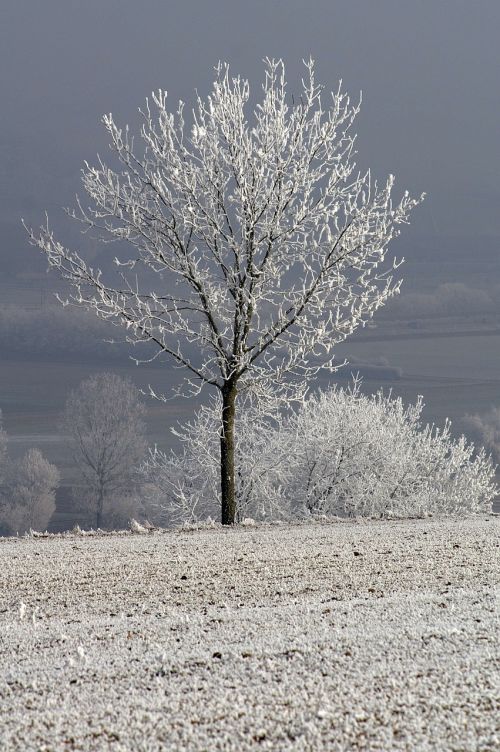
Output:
(0, 516), (498, 750)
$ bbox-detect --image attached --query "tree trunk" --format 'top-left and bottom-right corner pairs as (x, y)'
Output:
(220, 382), (237, 525)
(96, 483), (104, 529)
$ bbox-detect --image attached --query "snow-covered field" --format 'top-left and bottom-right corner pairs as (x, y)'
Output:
(0, 517), (498, 751)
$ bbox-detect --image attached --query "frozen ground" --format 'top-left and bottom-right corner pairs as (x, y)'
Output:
(0, 516), (498, 751)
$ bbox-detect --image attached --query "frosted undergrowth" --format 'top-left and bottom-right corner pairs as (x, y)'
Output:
(141, 385), (497, 525)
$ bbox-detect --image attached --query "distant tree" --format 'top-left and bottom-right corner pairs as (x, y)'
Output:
(27, 58), (423, 524)
(462, 408), (500, 465)
(1, 449), (59, 535)
(61, 373), (147, 528)
(0, 409), (7, 486)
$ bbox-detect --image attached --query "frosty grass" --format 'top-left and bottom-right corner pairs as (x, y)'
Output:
(0, 516), (498, 751)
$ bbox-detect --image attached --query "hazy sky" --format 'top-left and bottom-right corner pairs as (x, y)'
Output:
(1, 0), (499, 281)
(0, 1), (499, 471)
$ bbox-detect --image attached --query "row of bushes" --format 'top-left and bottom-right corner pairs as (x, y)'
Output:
(1, 378), (498, 535)
(141, 383), (497, 525)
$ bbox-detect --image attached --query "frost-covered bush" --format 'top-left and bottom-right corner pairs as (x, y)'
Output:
(0, 449), (60, 535)
(141, 385), (497, 524)
(287, 385), (496, 517)
(140, 396), (292, 525)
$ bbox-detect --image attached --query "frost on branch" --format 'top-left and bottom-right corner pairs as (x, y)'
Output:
(26, 58), (424, 523)
(26, 59), (422, 394)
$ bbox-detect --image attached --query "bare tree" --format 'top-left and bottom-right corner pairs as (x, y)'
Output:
(61, 373), (147, 528)
(0, 411), (9, 533)
(1, 449), (59, 535)
(27, 59), (423, 524)
(0, 409), (7, 487)
(140, 394), (291, 526)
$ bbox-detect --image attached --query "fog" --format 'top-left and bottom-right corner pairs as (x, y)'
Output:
(0, 0), (499, 488)
(1, 2), (499, 263)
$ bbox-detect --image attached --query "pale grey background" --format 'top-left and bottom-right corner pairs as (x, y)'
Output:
(0, 1), (498, 513)
(1, 0), (499, 271)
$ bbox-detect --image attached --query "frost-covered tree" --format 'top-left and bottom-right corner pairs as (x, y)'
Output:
(0, 409), (7, 486)
(61, 373), (147, 529)
(0, 415), (59, 536)
(27, 59), (423, 524)
(140, 395), (292, 525)
(1, 449), (59, 535)
(462, 407), (500, 466)
(141, 385), (497, 523)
